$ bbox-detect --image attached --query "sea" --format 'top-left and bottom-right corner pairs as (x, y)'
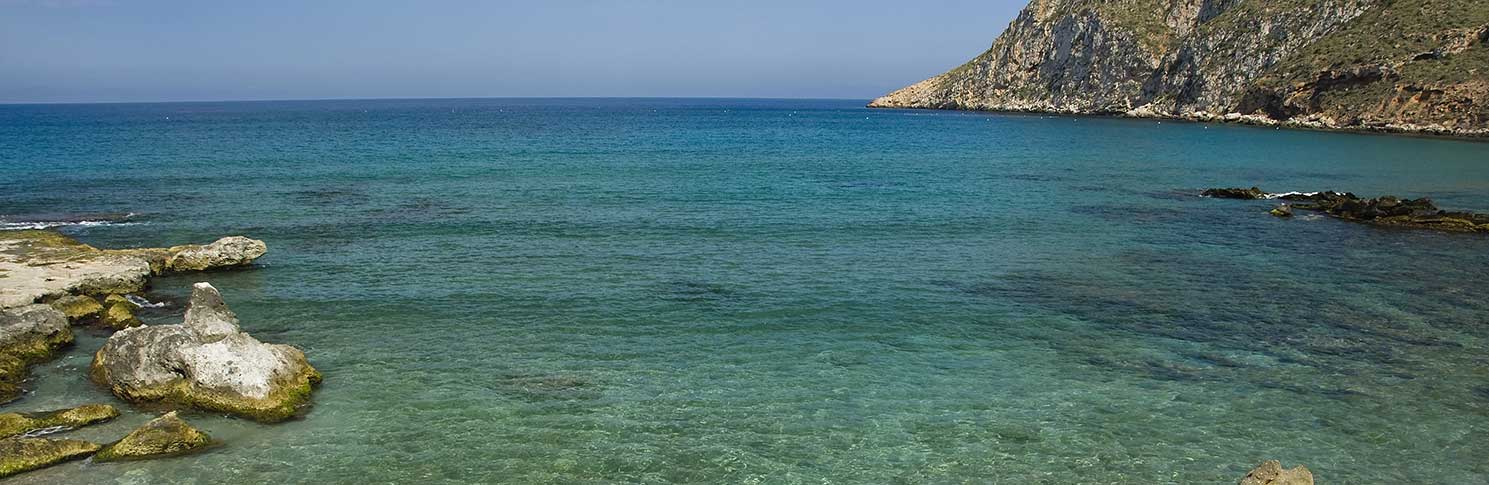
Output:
(1, 98), (1487, 483)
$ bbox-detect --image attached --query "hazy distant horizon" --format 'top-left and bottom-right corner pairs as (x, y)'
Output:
(0, 0), (1023, 104)
(0, 94), (883, 106)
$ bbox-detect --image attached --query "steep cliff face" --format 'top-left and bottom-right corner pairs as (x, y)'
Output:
(871, 0), (1488, 136)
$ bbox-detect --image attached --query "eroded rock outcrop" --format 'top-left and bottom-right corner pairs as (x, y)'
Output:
(871, 0), (1489, 137)
(0, 404), (119, 439)
(91, 283), (320, 422)
(94, 411), (211, 461)
(0, 437), (101, 479)
(1239, 460), (1314, 485)
(0, 305), (72, 403)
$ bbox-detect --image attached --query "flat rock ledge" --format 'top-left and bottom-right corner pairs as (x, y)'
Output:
(0, 437), (101, 479)
(0, 403), (118, 439)
(1239, 460), (1314, 485)
(1203, 187), (1489, 233)
(91, 282), (321, 423)
(0, 230), (267, 402)
(95, 411), (211, 462)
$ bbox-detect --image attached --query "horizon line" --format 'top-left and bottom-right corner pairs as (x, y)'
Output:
(0, 95), (877, 107)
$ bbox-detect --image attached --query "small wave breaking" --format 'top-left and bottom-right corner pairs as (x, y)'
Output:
(1261, 191), (1323, 200)
(0, 212), (142, 230)
(124, 294), (168, 308)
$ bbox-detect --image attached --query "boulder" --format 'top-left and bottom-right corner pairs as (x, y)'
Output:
(101, 294), (142, 330)
(0, 437), (101, 479)
(91, 283), (320, 422)
(1269, 204), (1293, 218)
(0, 404), (119, 439)
(94, 411), (211, 461)
(48, 295), (104, 324)
(165, 237), (268, 272)
(1239, 460), (1314, 485)
(1203, 187), (1265, 199)
(0, 305), (73, 403)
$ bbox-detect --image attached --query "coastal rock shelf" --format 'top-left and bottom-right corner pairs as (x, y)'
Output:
(91, 282), (321, 423)
(1203, 187), (1489, 233)
(0, 230), (269, 402)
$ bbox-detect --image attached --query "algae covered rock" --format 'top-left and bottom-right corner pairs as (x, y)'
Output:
(49, 295), (104, 325)
(0, 437), (101, 479)
(1239, 460), (1314, 485)
(165, 236), (267, 272)
(1203, 187), (1266, 200)
(1269, 204), (1293, 218)
(0, 404), (119, 439)
(91, 282), (320, 422)
(94, 411), (210, 461)
(101, 294), (143, 330)
(0, 305), (73, 403)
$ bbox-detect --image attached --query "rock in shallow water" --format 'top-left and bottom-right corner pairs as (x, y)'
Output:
(0, 437), (100, 479)
(94, 411), (211, 461)
(1203, 187), (1266, 200)
(91, 282), (321, 422)
(0, 305), (73, 403)
(165, 236), (268, 272)
(48, 295), (104, 325)
(0, 404), (118, 439)
(1239, 460), (1314, 485)
(100, 294), (142, 330)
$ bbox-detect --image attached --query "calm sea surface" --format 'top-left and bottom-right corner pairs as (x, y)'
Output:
(1, 98), (1487, 483)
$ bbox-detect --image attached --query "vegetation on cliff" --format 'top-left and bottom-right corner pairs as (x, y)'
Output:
(873, 0), (1488, 136)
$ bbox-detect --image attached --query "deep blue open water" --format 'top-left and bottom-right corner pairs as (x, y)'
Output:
(2, 98), (1488, 483)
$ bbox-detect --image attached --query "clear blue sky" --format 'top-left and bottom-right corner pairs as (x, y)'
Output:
(0, 0), (1023, 103)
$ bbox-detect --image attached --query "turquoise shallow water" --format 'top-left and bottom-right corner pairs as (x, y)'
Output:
(2, 98), (1488, 483)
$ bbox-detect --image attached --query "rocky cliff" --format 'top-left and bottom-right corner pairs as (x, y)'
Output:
(870, 0), (1489, 137)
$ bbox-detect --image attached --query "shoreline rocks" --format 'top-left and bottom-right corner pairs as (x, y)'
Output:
(0, 230), (268, 401)
(91, 282), (321, 422)
(0, 404), (119, 439)
(0, 305), (73, 403)
(1203, 187), (1489, 233)
(94, 411), (211, 462)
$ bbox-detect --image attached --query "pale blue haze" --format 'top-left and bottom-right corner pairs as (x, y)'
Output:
(0, 1), (1024, 103)
(1, 99), (1487, 483)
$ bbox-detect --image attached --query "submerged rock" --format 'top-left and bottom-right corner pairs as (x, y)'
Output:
(0, 305), (73, 403)
(48, 295), (104, 325)
(101, 294), (142, 330)
(0, 404), (119, 439)
(91, 282), (321, 422)
(1203, 187), (1265, 200)
(94, 411), (211, 461)
(1239, 460), (1314, 485)
(0, 437), (101, 479)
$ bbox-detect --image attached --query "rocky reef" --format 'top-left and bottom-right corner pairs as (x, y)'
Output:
(0, 230), (268, 402)
(0, 403), (118, 439)
(1203, 186), (1489, 233)
(1239, 460), (1314, 485)
(871, 0), (1489, 138)
(91, 282), (321, 423)
(94, 411), (211, 462)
